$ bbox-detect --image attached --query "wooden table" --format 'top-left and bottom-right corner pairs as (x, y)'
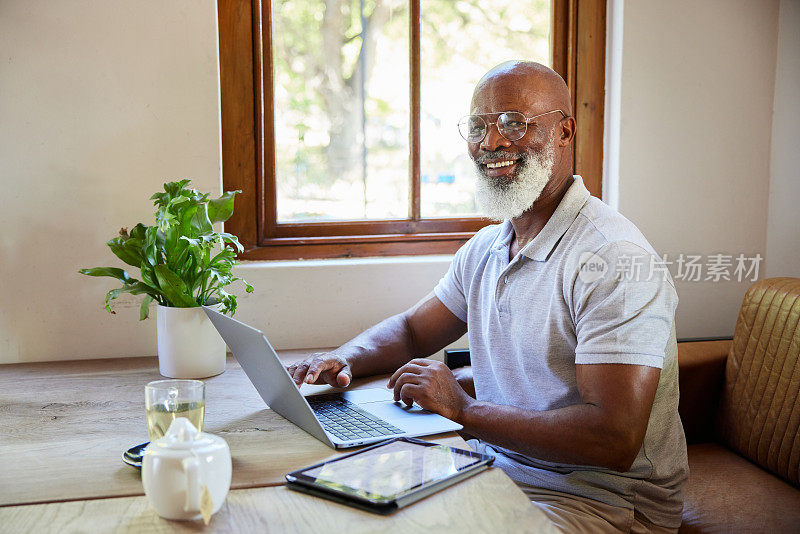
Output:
(0, 353), (554, 532)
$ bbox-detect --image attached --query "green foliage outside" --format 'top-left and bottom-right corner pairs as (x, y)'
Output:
(272, 0), (551, 220)
(79, 180), (253, 320)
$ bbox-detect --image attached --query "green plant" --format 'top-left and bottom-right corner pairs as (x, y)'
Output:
(79, 180), (253, 320)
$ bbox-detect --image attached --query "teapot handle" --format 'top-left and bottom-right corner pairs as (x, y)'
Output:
(182, 456), (201, 513)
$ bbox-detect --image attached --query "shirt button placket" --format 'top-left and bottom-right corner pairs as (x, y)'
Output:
(495, 274), (504, 314)
(497, 269), (511, 315)
(500, 259), (521, 316)
(502, 273), (510, 316)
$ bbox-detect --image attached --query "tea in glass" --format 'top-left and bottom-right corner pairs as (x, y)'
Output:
(145, 379), (205, 441)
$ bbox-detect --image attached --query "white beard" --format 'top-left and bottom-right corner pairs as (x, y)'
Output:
(473, 138), (556, 222)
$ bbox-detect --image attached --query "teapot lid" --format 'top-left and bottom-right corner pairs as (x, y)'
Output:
(149, 418), (225, 452)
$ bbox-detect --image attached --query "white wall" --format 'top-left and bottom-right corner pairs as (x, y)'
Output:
(232, 258), (457, 350)
(766, 0), (800, 278)
(0, 0), (222, 363)
(616, 0), (781, 338)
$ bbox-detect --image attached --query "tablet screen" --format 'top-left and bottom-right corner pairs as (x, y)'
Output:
(300, 440), (485, 500)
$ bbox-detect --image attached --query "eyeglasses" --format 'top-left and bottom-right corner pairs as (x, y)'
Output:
(457, 109), (567, 143)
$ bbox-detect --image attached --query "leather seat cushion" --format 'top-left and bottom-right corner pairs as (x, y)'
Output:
(680, 443), (800, 533)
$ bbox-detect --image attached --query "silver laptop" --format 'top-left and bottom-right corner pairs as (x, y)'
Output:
(203, 307), (462, 448)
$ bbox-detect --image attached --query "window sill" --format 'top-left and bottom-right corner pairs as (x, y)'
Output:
(239, 234), (473, 260)
(237, 254), (456, 269)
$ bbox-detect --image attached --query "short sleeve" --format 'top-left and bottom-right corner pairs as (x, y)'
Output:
(433, 240), (471, 323)
(571, 241), (678, 369)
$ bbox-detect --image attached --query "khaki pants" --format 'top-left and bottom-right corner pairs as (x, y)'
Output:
(518, 484), (677, 534)
(464, 440), (678, 533)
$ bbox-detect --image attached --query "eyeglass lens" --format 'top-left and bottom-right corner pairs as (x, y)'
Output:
(458, 112), (528, 143)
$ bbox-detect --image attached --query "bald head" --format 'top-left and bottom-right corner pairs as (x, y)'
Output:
(471, 61), (572, 117)
(467, 60), (577, 219)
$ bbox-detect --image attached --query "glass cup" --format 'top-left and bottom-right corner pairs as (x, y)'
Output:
(145, 379), (206, 441)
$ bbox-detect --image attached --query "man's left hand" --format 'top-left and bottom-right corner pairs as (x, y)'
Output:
(387, 359), (473, 421)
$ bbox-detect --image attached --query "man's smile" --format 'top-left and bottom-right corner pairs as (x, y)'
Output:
(485, 159), (517, 169)
(481, 157), (521, 178)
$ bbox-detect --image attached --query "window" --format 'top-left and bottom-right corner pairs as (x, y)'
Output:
(219, 0), (605, 259)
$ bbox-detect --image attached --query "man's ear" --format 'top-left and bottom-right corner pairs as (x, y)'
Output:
(558, 116), (576, 147)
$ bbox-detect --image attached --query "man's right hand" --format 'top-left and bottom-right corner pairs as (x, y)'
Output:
(286, 352), (353, 388)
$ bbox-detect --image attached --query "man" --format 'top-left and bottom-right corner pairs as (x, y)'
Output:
(287, 61), (688, 533)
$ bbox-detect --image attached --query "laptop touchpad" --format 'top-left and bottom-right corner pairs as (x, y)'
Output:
(341, 388), (439, 419)
(363, 399), (434, 419)
(340, 387), (395, 404)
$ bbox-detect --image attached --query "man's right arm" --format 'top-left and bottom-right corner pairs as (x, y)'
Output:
(287, 292), (467, 387)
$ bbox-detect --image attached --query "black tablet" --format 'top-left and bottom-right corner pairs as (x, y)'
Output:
(285, 437), (494, 514)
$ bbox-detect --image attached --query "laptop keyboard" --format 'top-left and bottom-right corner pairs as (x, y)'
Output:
(307, 395), (403, 441)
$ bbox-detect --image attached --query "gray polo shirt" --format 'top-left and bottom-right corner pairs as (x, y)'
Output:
(434, 175), (688, 528)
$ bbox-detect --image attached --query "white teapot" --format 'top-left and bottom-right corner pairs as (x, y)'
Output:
(142, 418), (232, 521)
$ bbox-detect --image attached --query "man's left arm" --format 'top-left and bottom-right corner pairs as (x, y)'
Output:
(388, 360), (658, 472)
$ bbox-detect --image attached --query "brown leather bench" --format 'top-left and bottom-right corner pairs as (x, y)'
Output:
(678, 277), (800, 533)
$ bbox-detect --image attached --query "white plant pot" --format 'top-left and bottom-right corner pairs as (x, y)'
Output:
(156, 304), (227, 379)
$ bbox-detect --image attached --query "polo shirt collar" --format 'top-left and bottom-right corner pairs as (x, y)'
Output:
(491, 175), (591, 262)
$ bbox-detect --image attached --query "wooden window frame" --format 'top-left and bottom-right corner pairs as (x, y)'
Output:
(218, 0), (606, 260)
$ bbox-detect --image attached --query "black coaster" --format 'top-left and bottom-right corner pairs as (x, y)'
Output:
(122, 442), (150, 469)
